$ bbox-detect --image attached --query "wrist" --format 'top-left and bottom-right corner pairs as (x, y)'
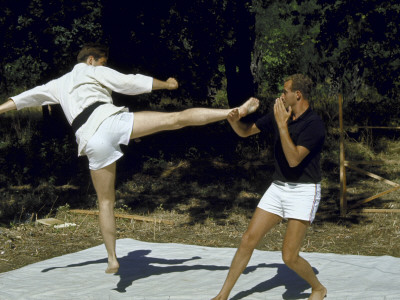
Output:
(277, 123), (288, 131)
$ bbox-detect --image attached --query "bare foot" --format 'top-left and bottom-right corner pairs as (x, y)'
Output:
(308, 286), (327, 300)
(228, 108), (240, 123)
(105, 259), (120, 274)
(238, 97), (259, 118)
(211, 295), (227, 300)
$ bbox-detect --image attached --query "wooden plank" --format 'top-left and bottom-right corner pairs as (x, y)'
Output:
(344, 163), (400, 187)
(36, 218), (64, 226)
(9, 184), (79, 191)
(344, 126), (400, 130)
(346, 160), (400, 165)
(70, 209), (174, 225)
(357, 126), (400, 130)
(339, 94), (347, 216)
(359, 209), (400, 213)
(349, 185), (400, 209)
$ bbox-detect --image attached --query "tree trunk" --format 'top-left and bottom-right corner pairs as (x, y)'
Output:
(223, 1), (256, 110)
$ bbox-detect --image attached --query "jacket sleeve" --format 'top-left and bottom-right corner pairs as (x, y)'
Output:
(91, 66), (153, 95)
(10, 80), (60, 110)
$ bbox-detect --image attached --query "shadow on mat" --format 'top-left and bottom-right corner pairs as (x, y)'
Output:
(231, 263), (318, 300)
(41, 249), (229, 293)
(40, 250), (317, 297)
(113, 249), (229, 292)
(41, 257), (108, 272)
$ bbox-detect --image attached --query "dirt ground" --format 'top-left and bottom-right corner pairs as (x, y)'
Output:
(1, 159), (400, 273)
(1, 200), (399, 274)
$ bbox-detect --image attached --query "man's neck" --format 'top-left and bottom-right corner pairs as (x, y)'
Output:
(291, 101), (309, 120)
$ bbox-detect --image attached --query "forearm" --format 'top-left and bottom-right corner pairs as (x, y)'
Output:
(152, 78), (178, 90)
(0, 99), (17, 114)
(278, 125), (304, 167)
(229, 120), (254, 137)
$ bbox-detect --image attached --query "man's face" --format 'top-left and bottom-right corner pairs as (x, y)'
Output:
(281, 80), (297, 108)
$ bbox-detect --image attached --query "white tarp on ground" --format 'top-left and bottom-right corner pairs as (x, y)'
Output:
(0, 238), (399, 300)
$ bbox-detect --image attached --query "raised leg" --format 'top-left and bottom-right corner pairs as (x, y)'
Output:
(212, 208), (282, 300)
(130, 97), (259, 139)
(282, 219), (327, 300)
(90, 162), (119, 274)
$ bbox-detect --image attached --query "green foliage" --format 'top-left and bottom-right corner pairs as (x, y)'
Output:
(0, 0), (103, 93)
(251, 0), (400, 126)
(212, 77), (229, 108)
(317, 1), (400, 98)
(252, 0), (321, 94)
(1, 0), (400, 224)
(3, 56), (48, 91)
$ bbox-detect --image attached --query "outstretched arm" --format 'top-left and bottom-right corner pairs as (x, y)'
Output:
(0, 99), (17, 115)
(152, 77), (179, 91)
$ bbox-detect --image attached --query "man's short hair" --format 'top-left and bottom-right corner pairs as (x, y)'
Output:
(285, 74), (313, 100)
(77, 43), (109, 63)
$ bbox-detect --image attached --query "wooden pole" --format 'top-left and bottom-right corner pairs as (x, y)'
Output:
(339, 94), (347, 216)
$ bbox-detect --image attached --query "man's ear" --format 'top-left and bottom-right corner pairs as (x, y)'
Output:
(296, 90), (301, 100)
(86, 55), (94, 65)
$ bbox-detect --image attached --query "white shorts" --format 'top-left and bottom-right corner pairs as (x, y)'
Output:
(257, 180), (321, 223)
(84, 112), (134, 170)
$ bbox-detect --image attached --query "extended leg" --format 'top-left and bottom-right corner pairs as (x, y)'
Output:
(282, 219), (327, 300)
(130, 97), (259, 139)
(90, 162), (119, 273)
(212, 209), (282, 300)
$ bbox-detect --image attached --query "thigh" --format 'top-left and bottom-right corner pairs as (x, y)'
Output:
(90, 162), (116, 200)
(282, 218), (309, 255)
(130, 111), (177, 139)
(245, 208), (282, 244)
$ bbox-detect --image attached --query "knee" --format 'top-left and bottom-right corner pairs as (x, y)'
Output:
(240, 230), (259, 251)
(98, 196), (115, 211)
(172, 111), (187, 129)
(282, 250), (299, 268)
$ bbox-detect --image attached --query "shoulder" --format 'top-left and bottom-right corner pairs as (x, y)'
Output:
(305, 110), (324, 126)
(299, 109), (325, 137)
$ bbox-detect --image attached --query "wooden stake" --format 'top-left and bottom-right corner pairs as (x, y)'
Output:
(339, 94), (347, 216)
(344, 163), (400, 187)
(70, 209), (174, 225)
(349, 185), (400, 209)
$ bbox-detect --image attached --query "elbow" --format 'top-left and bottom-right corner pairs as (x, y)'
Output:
(237, 131), (252, 138)
(288, 159), (302, 168)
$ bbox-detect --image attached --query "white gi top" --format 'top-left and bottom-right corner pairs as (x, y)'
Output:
(11, 63), (153, 156)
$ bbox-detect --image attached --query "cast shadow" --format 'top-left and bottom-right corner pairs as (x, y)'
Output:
(41, 257), (108, 272)
(112, 250), (229, 293)
(231, 263), (318, 300)
(42, 249), (229, 294)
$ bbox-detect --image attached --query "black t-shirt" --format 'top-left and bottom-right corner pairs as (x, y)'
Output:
(255, 107), (325, 183)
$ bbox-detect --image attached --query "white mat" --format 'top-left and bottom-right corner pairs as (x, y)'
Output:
(0, 238), (399, 300)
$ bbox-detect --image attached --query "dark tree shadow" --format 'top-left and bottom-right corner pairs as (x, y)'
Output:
(230, 263), (319, 300)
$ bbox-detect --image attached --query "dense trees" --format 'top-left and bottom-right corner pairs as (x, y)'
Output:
(1, 0), (399, 123)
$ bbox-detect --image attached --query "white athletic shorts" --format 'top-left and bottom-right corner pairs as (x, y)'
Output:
(84, 112), (134, 170)
(257, 180), (321, 223)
